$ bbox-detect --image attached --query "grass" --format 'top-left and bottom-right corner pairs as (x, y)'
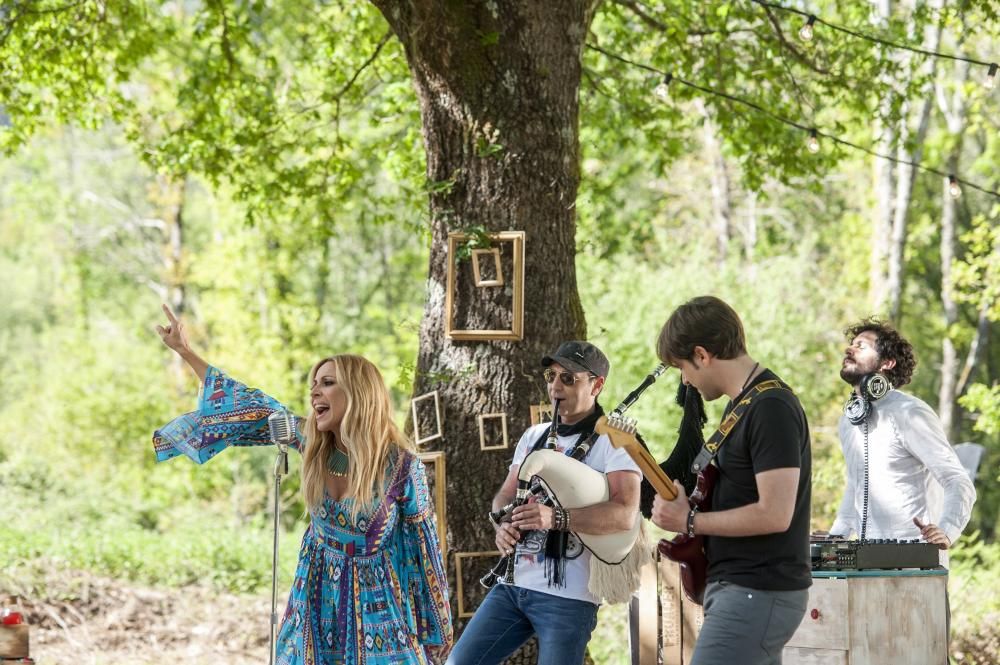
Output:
(0, 471), (303, 596)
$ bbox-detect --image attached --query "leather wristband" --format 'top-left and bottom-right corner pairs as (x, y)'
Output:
(686, 507), (698, 538)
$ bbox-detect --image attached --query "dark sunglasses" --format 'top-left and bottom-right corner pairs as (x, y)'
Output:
(543, 368), (595, 386)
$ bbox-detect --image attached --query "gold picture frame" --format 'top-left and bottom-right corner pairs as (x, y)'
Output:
(529, 402), (554, 426)
(417, 450), (447, 560)
(411, 390), (443, 446)
(445, 230), (525, 341)
(471, 248), (504, 287)
(454, 550), (502, 618)
(477, 412), (510, 451)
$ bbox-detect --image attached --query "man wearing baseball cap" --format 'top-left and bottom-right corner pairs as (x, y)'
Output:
(448, 341), (641, 665)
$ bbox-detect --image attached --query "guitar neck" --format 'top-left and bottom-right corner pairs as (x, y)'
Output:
(624, 439), (678, 500)
(595, 416), (678, 500)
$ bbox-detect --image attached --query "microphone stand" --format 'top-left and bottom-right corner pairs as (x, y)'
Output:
(269, 443), (289, 665)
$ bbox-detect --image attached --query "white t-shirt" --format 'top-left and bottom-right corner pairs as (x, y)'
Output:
(504, 421), (641, 605)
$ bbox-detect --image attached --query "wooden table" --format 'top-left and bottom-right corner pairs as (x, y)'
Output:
(630, 564), (947, 665)
(784, 569), (948, 665)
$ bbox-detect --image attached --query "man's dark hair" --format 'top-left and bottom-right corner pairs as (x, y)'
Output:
(657, 296), (747, 364)
(845, 317), (917, 388)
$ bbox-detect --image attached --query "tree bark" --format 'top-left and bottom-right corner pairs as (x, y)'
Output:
(956, 308), (990, 398)
(156, 175), (189, 380)
(936, 55), (971, 440)
(698, 101), (731, 264)
(371, 1), (598, 656)
(883, 5), (942, 321)
(938, 167), (960, 439)
(744, 190), (757, 268)
(869, 0), (896, 312)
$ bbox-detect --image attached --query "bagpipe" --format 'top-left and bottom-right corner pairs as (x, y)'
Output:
(479, 364), (668, 604)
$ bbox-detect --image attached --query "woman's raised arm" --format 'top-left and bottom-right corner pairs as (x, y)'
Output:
(155, 303), (208, 383)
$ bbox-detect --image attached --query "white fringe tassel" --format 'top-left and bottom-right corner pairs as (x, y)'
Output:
(588, 520), (654, 604)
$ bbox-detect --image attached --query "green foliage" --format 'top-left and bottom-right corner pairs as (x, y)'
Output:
(2, 0), (999, 659)
(949, 532), (1000, 664)
(453, 224), (493, 262)
(0, 462), (303, 594)
(962, 384), (1000, 438)
(954, 211), (1000, 321)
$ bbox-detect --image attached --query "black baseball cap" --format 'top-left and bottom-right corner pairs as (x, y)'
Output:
(541, 341), (610, 378)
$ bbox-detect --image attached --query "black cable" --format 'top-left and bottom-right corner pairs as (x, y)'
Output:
(749, 0), (997, 68)
(860, 418), (870, 543)
(584, 43), (1000, 199)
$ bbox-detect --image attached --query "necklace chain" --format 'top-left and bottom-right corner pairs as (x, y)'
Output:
(741, 361), (760, 393)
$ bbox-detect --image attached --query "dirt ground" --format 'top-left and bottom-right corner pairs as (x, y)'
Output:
(3, 570), (277, 665)
(5, 567), (996, 664)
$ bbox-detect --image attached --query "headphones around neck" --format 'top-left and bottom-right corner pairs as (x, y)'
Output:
(844, 373), (893, 425)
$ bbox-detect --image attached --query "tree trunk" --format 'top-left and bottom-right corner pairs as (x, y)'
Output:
(157, 175), (188, 379)
(936, 54), (971, 440)
(372, 1), (597, 657)
(699, 102), (731, 264)
(744, 190), (757, 268)
(155, 174), (188, 317)
(956, 308), (990, 398)
(883, 6), (942, 321)
(869, 0), (895, 312)
(938, 168), (960, 439)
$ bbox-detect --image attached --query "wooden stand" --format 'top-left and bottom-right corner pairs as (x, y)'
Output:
(0, 624), (29, 660)
(629, 553), (703, 665)
(632, 566), (946, 665)
(784, 569), (948, 665)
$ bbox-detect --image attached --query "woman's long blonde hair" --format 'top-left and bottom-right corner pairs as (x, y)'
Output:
(301, 354), (413, 519)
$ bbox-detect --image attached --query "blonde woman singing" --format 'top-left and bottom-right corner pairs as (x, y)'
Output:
(153, 305), (453, 664)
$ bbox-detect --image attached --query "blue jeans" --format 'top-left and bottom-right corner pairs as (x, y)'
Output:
(446, 584), (599, 665)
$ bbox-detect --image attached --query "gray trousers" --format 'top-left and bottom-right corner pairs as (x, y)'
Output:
(690, 580), (808, 665)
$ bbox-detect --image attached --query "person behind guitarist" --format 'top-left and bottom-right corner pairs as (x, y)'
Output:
(827, 318), (975, 553)
(649, 296), (812, 665)
(447, 341), (641, 665)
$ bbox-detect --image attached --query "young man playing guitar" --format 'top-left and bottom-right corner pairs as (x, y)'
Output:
(649, 296), (812, 665)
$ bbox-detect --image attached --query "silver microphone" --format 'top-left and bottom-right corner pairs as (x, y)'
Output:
(265, 408), (295, 665)
(267, 409), (295, 466)
(267, 410), (296, 451)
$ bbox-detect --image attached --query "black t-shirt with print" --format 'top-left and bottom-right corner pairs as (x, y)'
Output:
(704, 369), (812, 591)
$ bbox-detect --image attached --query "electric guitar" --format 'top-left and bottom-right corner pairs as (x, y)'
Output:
(595, 414), (711, 605)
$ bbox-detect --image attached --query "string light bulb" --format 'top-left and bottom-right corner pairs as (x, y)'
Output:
(653, 74), (673, 101)
(806, 129), (821, 153)
(948, 175), (962, 199)
(987, 63), (998, 89)
(799, 15), (816, 42)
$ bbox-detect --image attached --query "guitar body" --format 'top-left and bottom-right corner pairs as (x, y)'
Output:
(658, 463), (718, 605)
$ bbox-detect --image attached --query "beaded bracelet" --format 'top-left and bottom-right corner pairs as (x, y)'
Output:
(552, 507), (572, 531)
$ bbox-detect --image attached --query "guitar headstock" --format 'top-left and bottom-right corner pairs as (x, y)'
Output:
(594, 415), (640, 450)
(595, 415), (678, 500)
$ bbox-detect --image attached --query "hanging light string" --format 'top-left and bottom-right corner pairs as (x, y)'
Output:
(749, 0), (998, 73)
(584, 43), (999, 199)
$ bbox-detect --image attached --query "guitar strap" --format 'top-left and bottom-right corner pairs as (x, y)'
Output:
(690, 379), (792, 473)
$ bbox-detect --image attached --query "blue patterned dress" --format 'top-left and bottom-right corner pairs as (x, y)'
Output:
(153, 366), (453, 665)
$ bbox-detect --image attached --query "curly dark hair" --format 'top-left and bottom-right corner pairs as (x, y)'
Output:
(844, 317), (917, 388)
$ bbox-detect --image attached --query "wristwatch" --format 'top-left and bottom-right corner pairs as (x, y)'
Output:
(686, 507), (698, 538)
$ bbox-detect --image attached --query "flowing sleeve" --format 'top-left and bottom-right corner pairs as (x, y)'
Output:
(898, 400), (977, 544)
(152, 365), (305, 464)
(397, 456), (454, 662)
